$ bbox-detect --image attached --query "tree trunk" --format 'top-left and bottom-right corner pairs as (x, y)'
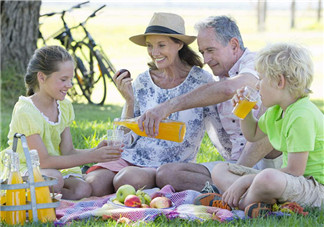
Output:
(257, 0), (267, 32)
(318, 0), (322, 22)
(291, 0), (296, 28)
(1, 0), (41, 73)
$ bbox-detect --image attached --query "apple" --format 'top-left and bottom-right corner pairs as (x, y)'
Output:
(150, 196), (172, 208)
(124, 194), (141, 208)
(141, 204), (150, 208)
(117, 69), (131, 78)
(116, 184), (136, 203)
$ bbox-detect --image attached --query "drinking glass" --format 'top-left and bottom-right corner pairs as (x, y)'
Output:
(107, 129), (124, 148)
(232, 86), (260, 119)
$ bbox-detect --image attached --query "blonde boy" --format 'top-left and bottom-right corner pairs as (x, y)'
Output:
(204, 43), (323, 215)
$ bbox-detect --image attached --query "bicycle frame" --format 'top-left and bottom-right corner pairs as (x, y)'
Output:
(38, 1), (115, 105)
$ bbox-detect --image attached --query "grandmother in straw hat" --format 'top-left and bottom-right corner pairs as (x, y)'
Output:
(85, 12), (219, 196)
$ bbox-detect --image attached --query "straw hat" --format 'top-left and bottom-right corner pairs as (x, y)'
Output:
(129, 12), (196, 46)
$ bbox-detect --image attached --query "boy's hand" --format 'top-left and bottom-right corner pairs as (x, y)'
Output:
(222, 174), (255, 208)
(231, 87), (259, 110)
(231, 86), (245, 107)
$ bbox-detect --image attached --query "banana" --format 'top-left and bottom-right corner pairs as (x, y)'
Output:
(112, 198), (124, 206)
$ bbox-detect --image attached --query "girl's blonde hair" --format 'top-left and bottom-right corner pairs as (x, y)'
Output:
(25, 45), (73, 96)
(255, 42), (313, 98)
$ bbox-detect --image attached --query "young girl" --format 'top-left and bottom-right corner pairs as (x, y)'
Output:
(1, 45), (122, 200)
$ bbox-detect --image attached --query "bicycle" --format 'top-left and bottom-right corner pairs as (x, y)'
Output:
(38, 1), (116, 105)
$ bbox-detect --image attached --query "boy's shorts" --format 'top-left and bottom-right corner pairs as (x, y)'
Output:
(227, 163), (324, 208)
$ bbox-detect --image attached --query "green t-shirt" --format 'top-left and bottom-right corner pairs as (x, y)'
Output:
(1, 96), (81, 176)
(258, 97), (324, 185)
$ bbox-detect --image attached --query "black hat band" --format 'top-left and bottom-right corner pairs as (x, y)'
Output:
(145, 25), (182, 35)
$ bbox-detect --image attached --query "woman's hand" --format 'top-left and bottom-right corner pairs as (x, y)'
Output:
(222, 174), (255, 208)
(113, 69), (134, 103)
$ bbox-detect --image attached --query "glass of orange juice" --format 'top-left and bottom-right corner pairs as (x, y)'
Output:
(232, 86), (259, 119)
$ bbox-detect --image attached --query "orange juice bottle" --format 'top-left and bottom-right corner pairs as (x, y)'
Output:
(0, 192), (6, 221)
(0, 151), (10, 222)
(27, 149), (56, 222)
(5, 151), (26, 225)
(114, 118), (186, 142)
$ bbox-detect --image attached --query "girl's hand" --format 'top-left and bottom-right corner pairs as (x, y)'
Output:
(97, 140), (125, 149)
(97, 140), (107, 149)
(113, 69), (134, 103)
(91, 145), (122, 163)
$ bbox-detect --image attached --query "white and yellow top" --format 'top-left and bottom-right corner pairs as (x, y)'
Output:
(1, 96), (81, 176)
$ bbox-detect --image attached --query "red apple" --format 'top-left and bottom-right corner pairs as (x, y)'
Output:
(117, 69), (131, 78)
(149, 196), (172, 208)
(124, 194), (141, 208)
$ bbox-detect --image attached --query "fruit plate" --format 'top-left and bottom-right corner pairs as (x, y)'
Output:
(108, 197), (175, 209)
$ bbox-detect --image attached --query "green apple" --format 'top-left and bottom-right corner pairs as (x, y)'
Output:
(116, 184), (136, 203)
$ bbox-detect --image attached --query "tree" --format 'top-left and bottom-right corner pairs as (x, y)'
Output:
(291, 0), (296, 28)
(318, 0), (322, 22)
(1, 0), (41, 103)
(257, 0), (267, 32)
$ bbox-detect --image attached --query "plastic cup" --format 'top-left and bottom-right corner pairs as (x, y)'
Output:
(107, 129), (124, 148)
(232, 86), (259, 119)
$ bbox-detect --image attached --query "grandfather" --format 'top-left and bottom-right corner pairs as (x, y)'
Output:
(138, 16), (282, 192)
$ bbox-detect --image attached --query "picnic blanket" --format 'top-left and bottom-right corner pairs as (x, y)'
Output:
(55, 185), (303, 225)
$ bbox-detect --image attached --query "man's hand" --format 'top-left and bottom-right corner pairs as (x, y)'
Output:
(137, 102), (170, 137)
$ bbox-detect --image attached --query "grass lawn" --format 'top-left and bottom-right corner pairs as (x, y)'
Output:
(1, 100), (323, 226)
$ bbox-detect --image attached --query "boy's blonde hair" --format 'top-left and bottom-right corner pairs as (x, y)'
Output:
(255, 43), (313, 98)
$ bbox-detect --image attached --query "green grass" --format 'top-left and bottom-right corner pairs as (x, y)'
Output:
(1, 100), (323, 226)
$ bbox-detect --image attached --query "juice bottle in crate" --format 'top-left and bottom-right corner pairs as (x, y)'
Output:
(27, 149), (56, 222)
(5, 150), (26, 225)
(0, 190), (6, 221)
(0, 150), (10, 221)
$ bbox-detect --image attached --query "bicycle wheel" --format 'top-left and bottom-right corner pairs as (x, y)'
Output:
(94, 47), (116, 86)
(72, 41), (107, 105)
